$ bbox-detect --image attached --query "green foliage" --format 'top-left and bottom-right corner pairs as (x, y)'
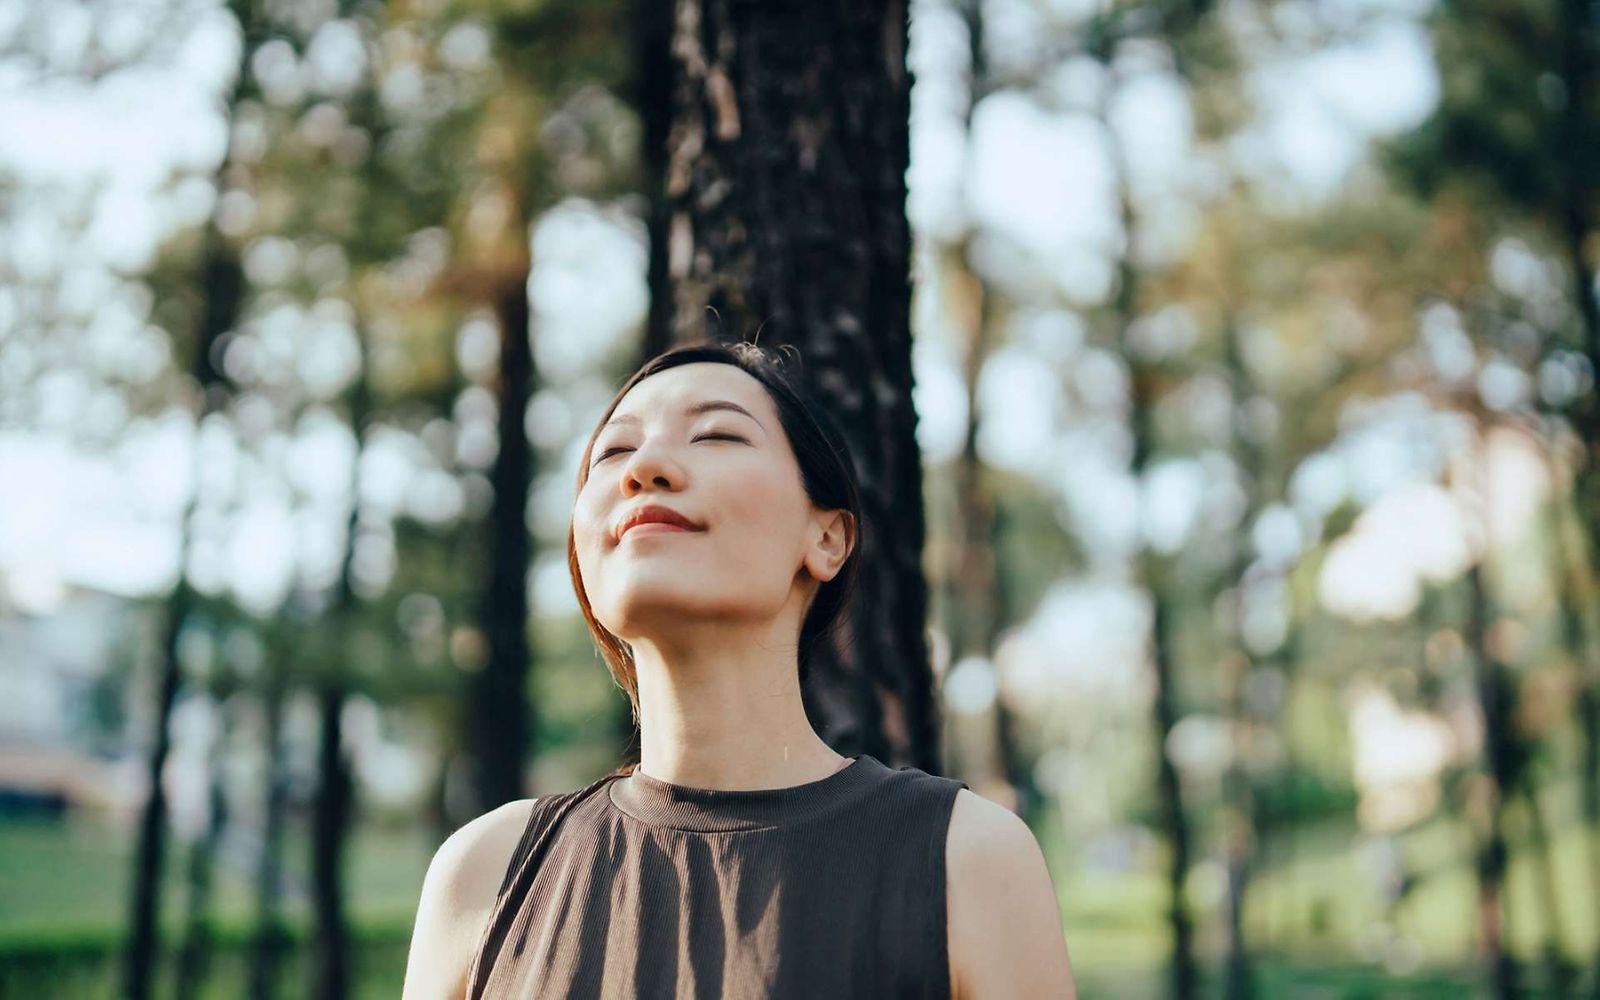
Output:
(1385, 0), (1584, 216)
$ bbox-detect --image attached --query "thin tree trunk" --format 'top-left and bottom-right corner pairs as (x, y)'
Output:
(470, 274), (537, 810)
(310, 312), (381, 997)
(1522, 779), (1577, 993)
(1463, 548), (1519, 998)
(310, 680), (352, 999)
(1220, 314), (1267, 999)
(124, 232), (243, 1000)
(1554, 12), (1600, 990)
(949, 0), (1035, 820)
(250, 631), (289, 1000)
(1551, 475), (1600, 995)
(125, 3), (256, 985)
(174, 695), (229, 1000)
(657, 0), (937, 770)
(1099, 69), (1196, 1000)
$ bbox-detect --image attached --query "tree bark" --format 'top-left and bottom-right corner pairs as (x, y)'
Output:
(656, 0), (938, 770)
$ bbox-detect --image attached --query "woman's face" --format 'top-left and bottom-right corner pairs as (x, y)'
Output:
(573, 363), (845, 644)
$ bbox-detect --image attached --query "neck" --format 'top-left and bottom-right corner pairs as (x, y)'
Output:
(628, 619), (843, 791)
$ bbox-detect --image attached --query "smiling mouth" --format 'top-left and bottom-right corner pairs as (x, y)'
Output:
(620, 522), (701, 540)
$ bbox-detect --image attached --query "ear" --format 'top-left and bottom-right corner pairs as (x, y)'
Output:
(802, 509), (856, 584)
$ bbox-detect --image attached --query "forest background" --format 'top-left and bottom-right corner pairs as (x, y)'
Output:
(2, 0), (1598, 996)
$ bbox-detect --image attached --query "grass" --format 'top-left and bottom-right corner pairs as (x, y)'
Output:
(2, 807), (1598, 996)
(0, 811), (435, 945)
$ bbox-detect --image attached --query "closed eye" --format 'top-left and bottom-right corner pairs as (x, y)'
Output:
(592, 433), (747, 465)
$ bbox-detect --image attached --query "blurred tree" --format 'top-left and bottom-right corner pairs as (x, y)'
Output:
(1390, 5), (1600, 984)
(631, 0), (674, 359)
(250, 613), (295, 999)
(123, 2), (260, 995)
(1461, 457), (1523, 999)
(1078, 3), (1232, 990)
(936, 0), (1041, 819)
(445, 0), (633, 812)
(649, 0), (939, 771)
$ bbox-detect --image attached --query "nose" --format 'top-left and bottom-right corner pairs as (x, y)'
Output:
(619, 439), (681, 495)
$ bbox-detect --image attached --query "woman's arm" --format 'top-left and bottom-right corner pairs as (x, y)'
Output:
(402, 798), (537, 1000)
(946, 789), (1077, 999)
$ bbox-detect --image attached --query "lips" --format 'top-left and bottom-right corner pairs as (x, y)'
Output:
(615, 504), (705, 541)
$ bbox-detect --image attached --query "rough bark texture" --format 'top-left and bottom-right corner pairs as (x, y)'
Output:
(655, 0), (938, 770)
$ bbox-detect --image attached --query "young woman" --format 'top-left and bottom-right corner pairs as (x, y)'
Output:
(402, 341), (1076, 998)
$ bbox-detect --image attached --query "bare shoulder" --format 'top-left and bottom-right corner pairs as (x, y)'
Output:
(401, 797), (538, 1000)
(945, 788), (1077, 1000)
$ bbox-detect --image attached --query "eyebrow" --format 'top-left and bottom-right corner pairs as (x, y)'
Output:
(603, 400), (765, 431)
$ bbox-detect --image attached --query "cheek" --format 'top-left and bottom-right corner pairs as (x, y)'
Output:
(713, 467), (808, 572)
(571, 487), (612, 570)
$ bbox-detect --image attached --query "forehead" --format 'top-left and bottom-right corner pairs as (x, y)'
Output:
(607, 363), (773, 424)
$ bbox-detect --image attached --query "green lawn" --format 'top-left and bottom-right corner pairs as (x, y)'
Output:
(2, 808), (1597, 997)
(0, 812), (435, 944)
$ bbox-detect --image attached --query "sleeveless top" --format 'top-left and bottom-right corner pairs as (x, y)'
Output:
(466, 753), (969, 999)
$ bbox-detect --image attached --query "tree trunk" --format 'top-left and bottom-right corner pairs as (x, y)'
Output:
(311, 311), (384, 997)
(1220, 316), (1266, 999)
(656, 0), (938, 770)
(947, 0), (1036, 819)
(1522, 779), (1578, 993)
(124, 233), (243, 1000)
(311, 681), (352, 1000)
(1101, 74), (1197, 1000)
(1554, 4), (1600, 990)
(632, 0), (675, 360)
(1550, 480), (1600, 995)
(125, 3), (256, 985)
(250, 628), (290, 1000)
(470, 274), (538, 810)
(174, 695), (228, 1000)
(1463, 556), (1518, 999)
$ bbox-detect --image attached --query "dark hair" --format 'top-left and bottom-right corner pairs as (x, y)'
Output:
(566, 340), (863, 767)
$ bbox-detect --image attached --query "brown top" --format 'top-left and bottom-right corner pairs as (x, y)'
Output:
(466, 753), (969, 998)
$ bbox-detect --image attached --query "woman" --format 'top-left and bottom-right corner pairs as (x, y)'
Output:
(403, 341), (1076, 998)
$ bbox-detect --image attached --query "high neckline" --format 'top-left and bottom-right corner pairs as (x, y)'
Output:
(607, 754), (884, 832)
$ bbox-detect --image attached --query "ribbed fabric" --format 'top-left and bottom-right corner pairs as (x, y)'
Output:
(466, 753), (969, 998)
